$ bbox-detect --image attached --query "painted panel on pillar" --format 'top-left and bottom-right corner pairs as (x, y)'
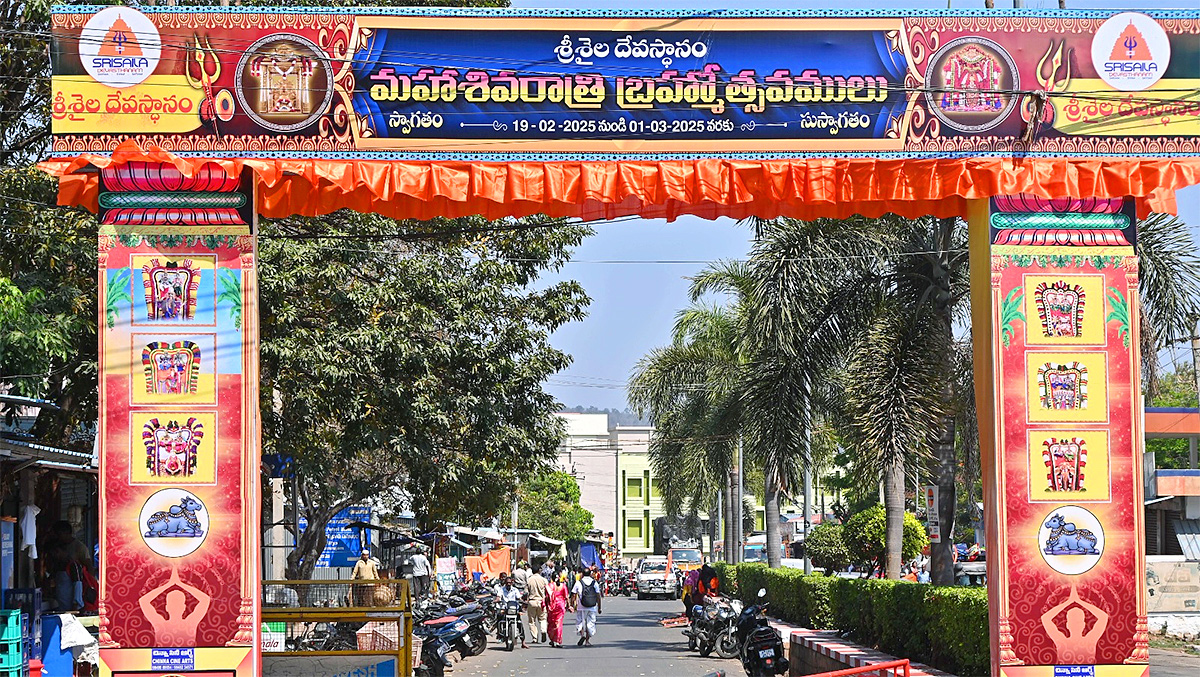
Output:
(989, 196), (1147, 672)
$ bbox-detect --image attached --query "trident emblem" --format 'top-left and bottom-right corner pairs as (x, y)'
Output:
(112, 29), (128, 54)
(1124, 34), (1138, 59)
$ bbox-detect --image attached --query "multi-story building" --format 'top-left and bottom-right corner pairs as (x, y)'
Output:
(612, 425), (660, 559)
(554, 413), (617, 536)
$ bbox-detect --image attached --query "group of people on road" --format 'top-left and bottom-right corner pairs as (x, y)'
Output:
(494, 560), (605, 648)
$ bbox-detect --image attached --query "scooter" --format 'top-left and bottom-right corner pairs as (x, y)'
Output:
(734, 589), (788, 676)
(413, 599), (488, 658)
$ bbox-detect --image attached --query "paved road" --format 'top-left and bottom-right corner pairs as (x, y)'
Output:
(452, 595), (742, 677)
(1150, 648), (1200, 677)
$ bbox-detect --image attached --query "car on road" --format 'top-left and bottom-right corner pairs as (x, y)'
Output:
(636, 556), (676, 600)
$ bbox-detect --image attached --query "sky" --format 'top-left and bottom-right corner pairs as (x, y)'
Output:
(511, 0), (1200, 410)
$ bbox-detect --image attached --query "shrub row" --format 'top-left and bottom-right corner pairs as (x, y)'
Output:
(710, 563), (988, 677)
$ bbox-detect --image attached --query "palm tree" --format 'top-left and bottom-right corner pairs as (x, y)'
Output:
(629, 280), (745, 562)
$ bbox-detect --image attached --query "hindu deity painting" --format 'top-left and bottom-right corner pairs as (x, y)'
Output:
(141, 259), (200, 321)
(141, 341), (201, 395)
(143, 417), (204, 477)
(248, 42), (317, 116)
(938, 43), (1004, 113)
(1035, 281), (1086, 338)
(1043, 437), (1087, 491)
(1037, 361), (1089, 410)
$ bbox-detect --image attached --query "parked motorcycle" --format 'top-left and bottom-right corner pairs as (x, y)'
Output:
(734, 589), (789, 676)
(495, 599), (524, 651)
(684, 596), (741, 658)
(413, 598), (488, 658)
(412, 625), (454, 677)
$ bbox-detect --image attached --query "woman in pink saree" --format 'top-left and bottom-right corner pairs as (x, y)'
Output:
(546, 572), (569, 647)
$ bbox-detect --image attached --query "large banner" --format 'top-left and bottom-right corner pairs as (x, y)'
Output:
(50, 7), (1199, 159)
(986, 196), (1147, 677)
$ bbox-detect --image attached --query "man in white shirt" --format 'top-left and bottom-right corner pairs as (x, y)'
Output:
(409, 547), (432, 600)
(570, 566), (603, 646)
(493, 574), (528, 649)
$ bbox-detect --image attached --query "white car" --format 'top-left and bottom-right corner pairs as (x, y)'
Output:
(636, 557), (675, 600)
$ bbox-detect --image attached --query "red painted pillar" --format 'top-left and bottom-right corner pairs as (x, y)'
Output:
(973, 196), (1148, 677)
(96, 162), (261, 675)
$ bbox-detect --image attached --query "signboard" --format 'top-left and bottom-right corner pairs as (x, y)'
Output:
(983, 196), (1147, 676)
(298, 505), (374, 568)
(923, 486), (941, 544)
(1145, 558), (1200, 614)
(49, 8), (1200, 160)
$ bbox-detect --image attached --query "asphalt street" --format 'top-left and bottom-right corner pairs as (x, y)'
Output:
(452, 595), (742, 677)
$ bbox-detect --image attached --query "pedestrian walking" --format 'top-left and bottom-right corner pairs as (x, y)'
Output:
(540, 559), (554, 580)
(571, 566), (602, 646)
(546, 572), (568, 648)
(513, 560), (531, 591)
(410, 546), (432, 600)
(350, 550), (380, 606)
(525, 566), (549, 643)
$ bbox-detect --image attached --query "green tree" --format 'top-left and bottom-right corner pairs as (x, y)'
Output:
(516, 470), (594, 542)
(0, 168), (97, 448)
(1146, 366), (1200, 469)
(805, 522), (850, 574)
(260, 213), (590, 579)
(843, 505), (928, 569)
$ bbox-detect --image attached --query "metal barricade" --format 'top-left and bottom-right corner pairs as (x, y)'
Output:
(806, 659), (911, 677)
(261, 579), (413, 676)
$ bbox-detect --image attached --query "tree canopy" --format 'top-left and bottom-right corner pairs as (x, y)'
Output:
(516, 469), (594, 542)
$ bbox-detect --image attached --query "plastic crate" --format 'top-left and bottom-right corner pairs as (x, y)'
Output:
(2, 590), (39, 617)
(0, 669), (24, 677)
(0, 613), (18, 642)
(0, 643), (22, 671)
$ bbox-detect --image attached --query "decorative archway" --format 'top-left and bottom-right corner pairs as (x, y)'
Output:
(42, 6), (1200, 677)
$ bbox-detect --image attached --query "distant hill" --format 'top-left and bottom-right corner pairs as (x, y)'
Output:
(559, 406), (650, 427)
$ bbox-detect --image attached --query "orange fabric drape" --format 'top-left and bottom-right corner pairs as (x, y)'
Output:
(464, 547), (510, 582)
(39, 140), (1200, 221)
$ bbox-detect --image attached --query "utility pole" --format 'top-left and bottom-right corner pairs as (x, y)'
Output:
(511, 494), (519, 569)
(803, 462), (812, 574)
(729, 436), (739, 564)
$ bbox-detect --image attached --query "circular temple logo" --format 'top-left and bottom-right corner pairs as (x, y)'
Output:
(1091, 12), (1171, 92)
(139, 488), (209, 558)
(1038, 505), (1104, 576)
(235, 34), (334, 133)
(79, 7), (161, 89)
(924, 37), (1020, 134)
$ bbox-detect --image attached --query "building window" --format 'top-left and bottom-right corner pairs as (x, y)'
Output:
(627, 519), (643, 540)
(627, 477), (642, 500)
(650, 479), (662, 498)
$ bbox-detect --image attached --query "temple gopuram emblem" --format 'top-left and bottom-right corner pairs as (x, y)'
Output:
(249, 43), (316, 116)
(1043, 437), (1087, 491)
(236, 34), (333, 133)
(940, 44), (1003, 113)
(924, 36), (1018, 133)
(1035, 281), (1086, 338)
(143, 417), (203, 477)
(1037, 361), (1089, 410)
(141, 341), (200, 395)
(141, 258), (200, 321)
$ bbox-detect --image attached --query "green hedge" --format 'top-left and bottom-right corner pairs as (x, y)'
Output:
(707, 563), (988, 676)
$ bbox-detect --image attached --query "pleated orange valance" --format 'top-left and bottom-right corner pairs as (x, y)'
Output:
(40, 141), (1200, 222)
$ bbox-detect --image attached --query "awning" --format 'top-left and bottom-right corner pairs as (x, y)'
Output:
(0, 395), (62, 410)
(40, 141), (1200, 223)
(454, 526), (481, 538)
(1171, 518), (1200, 560)
(448, 537), (473, 550)
(529, 533), (565, 546)
(0, 438), (95, 467)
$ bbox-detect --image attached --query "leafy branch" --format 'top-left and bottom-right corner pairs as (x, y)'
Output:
(999, 287), (1025, 347)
